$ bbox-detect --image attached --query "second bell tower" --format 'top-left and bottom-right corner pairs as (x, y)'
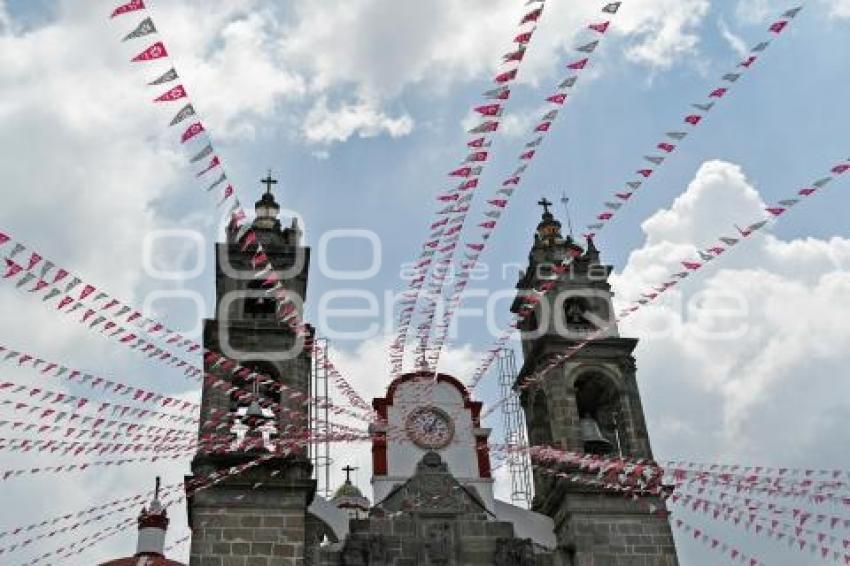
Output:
(512, 202), (678, 565)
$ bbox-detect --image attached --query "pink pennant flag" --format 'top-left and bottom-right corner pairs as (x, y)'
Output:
(479, 221), (496, 229)
(615, 192), (632, 200)
(26, 253), (42, 271)
(110, 0), (145, 18)
(488, 199), (508, 208)
(514, 31), (533, 44)
(566, 58), (588, 70)
(769, 20), (788, 34)
(53, 269), (68, 283)
(0, 232), (8, 246)
(3, 260), (22, 279)
(657, 142), (676, 152)
(637, 169), (653, 178)
(597, 212), (613, 220)
(79, 285), (95, 301)
(154, 85), (187, 103)
(546, 93), (567, 104)
(458, 178), (479, 191)
(682, 261), (701, 270)
(831, 164), (850, 174)
(131, 41), (168, 63)
(196, 156), (221, 177)
(589, 21), (610, 33)
(709, 87), (728, 98)
(520, 8), (543, 24)
(739, 55), (757, 68)
(520, 150), (535, 160)
(57, 296), (74, 310)
(535, 121), (552, 132)
(494, 69), (517, 84)
(467, 137), (487, 148)
(475, 104), (502, 117)
(503, 176), (520, 186)
(798, 187), (816, 196)
(684, 114), (702, 125)
(449, 166), (474, 177)
(467, 243), (485, 252)
(465, 151), (488, 162)
(766, 207), (786, 216)
(181, 122), (205, 143)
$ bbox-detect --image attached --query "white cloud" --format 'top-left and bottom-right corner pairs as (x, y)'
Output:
(611, 161), (850, 472)
(718, 18), (749, 57)
(302, 97), (414, 145)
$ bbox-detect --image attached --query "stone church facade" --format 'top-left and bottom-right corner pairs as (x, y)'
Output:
(106, 187), (678, 565)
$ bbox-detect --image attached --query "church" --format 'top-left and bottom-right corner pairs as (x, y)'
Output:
(101, 184), (678, 565)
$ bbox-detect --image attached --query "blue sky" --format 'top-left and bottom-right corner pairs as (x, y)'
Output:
(1, 0), (849, 564)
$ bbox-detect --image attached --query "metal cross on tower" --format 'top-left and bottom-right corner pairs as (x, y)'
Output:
(342, 465), (357, 484)
(537, 197), (553, 215)
(261, 170), (278, 194)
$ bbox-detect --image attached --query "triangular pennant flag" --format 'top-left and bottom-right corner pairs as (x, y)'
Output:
(813, 177), (832, 188)
(154, 85), (187, 103)
(626, 181), (642, 189)
(602, 2), (622, 14)
(604, 202), (621, 210)
(110, 0), (145, 18)
(576, 40), (599, 53)
(148, 67), (178, 86)
(589, 21), (610, 34)
(169, 103), (196, 126)
(526, 136), (543, 148)
(566, 58), (588, 70)
(122, 16), (156, 41)
(783, 7), (802, 18)
(719, 237), (739, 246)
(181, 122), (205, 143)
(645, 156), (664, 165)
(190, 143), (213, 163)
(722, 73), (741, 82)
(751, 41), (770, 52)
(778, 199), (800, 207)
(692, 102), (714, 112)
(667, 131), (687, 140)
(559, 76), (578, 89)
(483, 85), (510, 100)
(205, 173), (227, 192)
(131, 42), (168, 63)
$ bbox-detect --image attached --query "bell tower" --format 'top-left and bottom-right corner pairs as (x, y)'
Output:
(512, 202), (678, 565)
(186, 174), (317, 566)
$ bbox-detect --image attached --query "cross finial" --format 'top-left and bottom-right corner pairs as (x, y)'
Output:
(261, 170), (278, 195)
(342, 465), (357, 484)
(537, 197), (553, 215)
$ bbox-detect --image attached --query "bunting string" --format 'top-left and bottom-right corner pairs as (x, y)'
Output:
(389, 0), (551, 376)
(481, 155), (849, 419)
(583, 5), (804, 238)
(423, 0), (626, 372)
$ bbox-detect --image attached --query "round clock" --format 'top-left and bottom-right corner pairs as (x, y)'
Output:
(405, 406), (455, 449)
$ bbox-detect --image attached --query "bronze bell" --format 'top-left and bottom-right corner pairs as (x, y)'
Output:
(579, 417), (612, 454)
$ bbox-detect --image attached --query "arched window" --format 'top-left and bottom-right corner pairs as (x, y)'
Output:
(244, 279), (276, 317)
(574, 373), (621, 455)
(528, 391), (553, 448)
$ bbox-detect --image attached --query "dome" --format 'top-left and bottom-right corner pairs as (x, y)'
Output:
(332, 481), (365, 501)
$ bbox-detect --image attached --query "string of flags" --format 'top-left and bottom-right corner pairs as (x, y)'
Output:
(670, 516), (764, 566)
(617, 157), (850, 319)
(423, 0), (625, 372)
(669, 493), (849, 564)
(0, 344), (199, 414)
(0, 234), (202, 379)
(482, 156), (849, 420)
(390, 0), (551, 376)
(583, 5), (803, 238)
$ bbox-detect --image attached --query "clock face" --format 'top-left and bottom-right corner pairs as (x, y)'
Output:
(405, 406), (454, 449)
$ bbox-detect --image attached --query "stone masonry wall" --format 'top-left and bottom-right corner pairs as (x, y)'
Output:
(189, 479), (313, 566)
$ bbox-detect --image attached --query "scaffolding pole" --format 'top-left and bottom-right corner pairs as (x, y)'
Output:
(310, 336), (333, 499)
(497, 348), (533, 509)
